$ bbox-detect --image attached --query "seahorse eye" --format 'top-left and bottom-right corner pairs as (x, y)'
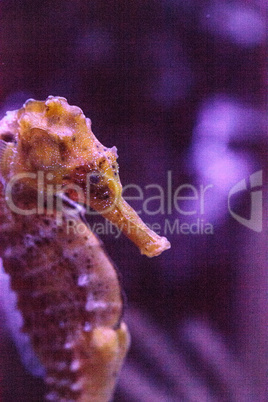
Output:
(89, 173), (101, 184)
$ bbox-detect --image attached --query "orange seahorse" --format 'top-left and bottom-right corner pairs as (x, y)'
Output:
(0, 96), (170, 401)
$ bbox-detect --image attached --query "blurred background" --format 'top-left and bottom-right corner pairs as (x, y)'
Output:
(0, 0), (267, 401)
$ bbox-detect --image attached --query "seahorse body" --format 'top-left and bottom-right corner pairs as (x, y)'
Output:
(0, 182), (130, 401)
(0, 96), (170, 401)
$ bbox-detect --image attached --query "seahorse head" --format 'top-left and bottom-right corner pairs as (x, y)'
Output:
(0, 96), (122, 209)
(0, 96), (170, 257)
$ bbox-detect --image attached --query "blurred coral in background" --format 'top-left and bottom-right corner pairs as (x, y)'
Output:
(0, 0), (266, 401)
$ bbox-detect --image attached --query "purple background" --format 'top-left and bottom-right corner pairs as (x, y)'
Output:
(0, 1), (267, 400)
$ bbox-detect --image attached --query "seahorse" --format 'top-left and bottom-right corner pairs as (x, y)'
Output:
(0, 96), (170, 401)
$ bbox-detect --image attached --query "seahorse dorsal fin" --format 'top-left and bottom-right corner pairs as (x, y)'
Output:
(0, 139), (8, 160)
(0, 139), (15, 182)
